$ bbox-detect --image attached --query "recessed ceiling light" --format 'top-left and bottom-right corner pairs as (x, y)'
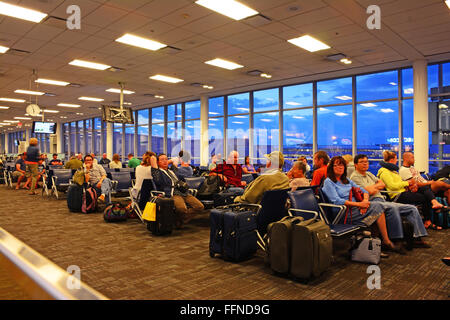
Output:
(205, 58), (243, 70)
(43, 109), (59, 113)
(340, 58), (352, 65)
(35, 78), (70, 86)
(69, 59), (111, 70)
(14, 89), (45, 95)
(202, 85), (214, 89)
(155, 95), (165, 99)
(14, 117), (31, 120)
(0, 1), (47, 23)
(0, 45), (9, 53)
(106, 88), (135, 94)
(0, 98), (25, 103)
(57, 103), (81, 108)
(195, 0), (258, 20)
(78, 97), (104, 102)
(288, 35), (330, 52)
(115, 33), (167, 51)
(0, 106), (10, 109)
(4, 120), (19, 123)
(260, 73), (272, 78)
(149, 74), (184, 83)
(446, 0), (450, 9)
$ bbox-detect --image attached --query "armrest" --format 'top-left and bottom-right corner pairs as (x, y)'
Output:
(318, 203), (346, 225)
(188, 188), (198, 197)
(131, 179), (136, 188)
(52, 176), (58, 185)
(111, 180), (118, 191)
(288, 208), (318, 220)
(150, 191), (165, 197)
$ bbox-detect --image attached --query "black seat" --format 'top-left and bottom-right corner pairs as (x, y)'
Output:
(110, 171), (133, 193)
(51, 169), (73, 199)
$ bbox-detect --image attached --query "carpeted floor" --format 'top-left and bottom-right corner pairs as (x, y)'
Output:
(0, 187), (449, 300)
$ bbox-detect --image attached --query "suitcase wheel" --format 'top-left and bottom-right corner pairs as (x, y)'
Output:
(209, 250), (215, 258)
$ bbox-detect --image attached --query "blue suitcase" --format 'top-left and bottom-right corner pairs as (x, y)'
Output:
(209, 204), (259, 262)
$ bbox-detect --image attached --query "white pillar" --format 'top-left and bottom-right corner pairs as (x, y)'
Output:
(56, 122), (63, 154)
(106, 122), (113, 160)
(413, 59), (429, 172)
(200, 95), (209, 166)
(4, 133), (8, 154)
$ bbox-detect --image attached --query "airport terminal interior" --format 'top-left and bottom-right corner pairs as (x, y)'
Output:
(0, 0), (449, 300)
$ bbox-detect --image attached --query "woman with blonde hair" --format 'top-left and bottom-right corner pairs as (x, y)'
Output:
(109, 153), (122, 169)
(25, 137), (40, 195)
(342, 154), (355, 177)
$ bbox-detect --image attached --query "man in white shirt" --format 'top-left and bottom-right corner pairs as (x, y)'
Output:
(400, 152), (449, 202)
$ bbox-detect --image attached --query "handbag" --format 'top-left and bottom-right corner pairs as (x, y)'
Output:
(175, 180), (189, 194)
(142, 200), (156, 222)
(350, 235), (381, 265)
(352, 187), (364, 202)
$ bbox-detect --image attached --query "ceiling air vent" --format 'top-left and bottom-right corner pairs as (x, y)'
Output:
(67, 83), (82, 88)
(247, 70), (263, 76)
(41, 16), (67, 29)
(242, 14), (272, 27)
(326, 53), (347, 61)
(7, 48), (31, 57)
(107, 66), (124, 72)
(160, 46), (182, 55)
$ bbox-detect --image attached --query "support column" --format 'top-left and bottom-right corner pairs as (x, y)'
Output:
(413, 59), (429, 172)
(200, 95), (209, 166)
(4, 133), (8, 154)
(106, 122), (113, 160)
(56, 122), (63, 154)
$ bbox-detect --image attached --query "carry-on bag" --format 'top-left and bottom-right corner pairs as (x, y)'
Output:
(103, 203), (128, 222)
(350, 235), (381, 265)
(146, 197), (175, 236)
(82, 187), (98, 214)
(67, 183), (83, 212)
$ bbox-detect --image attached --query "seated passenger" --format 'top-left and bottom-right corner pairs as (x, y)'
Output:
(90, 153), (98, 165)
(350, 154), (429, 248)
(99, 153), (111, 165)
(242, 156), (257, 174)
(84, 154), (113, 203)
(400, 152), (450, 203)
(377, 151), (444, 230)
(64, 155), (83, 170)
(342, 154), (355, 178)
(13, 153), (27, 189)
(48, 153), (63, 166)
(322, 156), (404, 254)
(208, 153), (221, 171)
(297, 156), (311, 174)
(287, 161), (310, 191)
(234, 151), (290, 204)
(131, 151), (154, 199)
(127, 153), (141, 168)
(311, 151), (329, 187)
(109, 153), (122, 169)
(176, 150), (193, 181)
(210, 151), (246, 188)
(152, 153), (204, 227)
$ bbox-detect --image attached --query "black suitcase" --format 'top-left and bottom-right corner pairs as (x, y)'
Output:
(209, 204), (258, 262)
(67, 184), (83, 212)
(147, 197), (175, 236)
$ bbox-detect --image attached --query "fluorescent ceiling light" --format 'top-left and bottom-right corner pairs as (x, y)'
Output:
(35, 78), (69, 86)
(285, 102), (302, 106)
(0, 106), (9, 109)
(78, 97), (104, 102)
(260, 73), (272, 79)
(335, 95), (352, 101)
(195, 0), (258, 20)
(340, 58), (352, 65)
(0, 1), (47, 23)
(106, 88), (135, 94)
(0, 97), (25, 103)
(381, 108), (394, 113)
(446, 0), (450, 9)
(14, 89), (45, 95)
(115, 33), (166, 51)
(205, 58), (243, 70)
(57, 103), (80, 108)
(43, 109), (59, 113)
(14, 117), (31, 120)
(361, 103), (377, 107)
(69, 59), (111, 70)
(150, 74), (184, 83)
(4, 120), (19, 123)
(334, 112), (349, 117)
(288, 35), (330, 52)
(0, 45), (9, 53)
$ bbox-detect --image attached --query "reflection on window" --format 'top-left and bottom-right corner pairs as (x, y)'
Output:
(185, 100), (200, 119)
(152, 107), (164, 123)
(228, 92), (249, 115)
(357, 101), (398, 159)
(124, 126), (134, 156)
(317, 77), (352, 105)
(283, 108), (313, 164)
(227, 115), (249, 160)
(283, 83), (313, 109)
(253, 88), (279, 113)
(94, 118), (101, 130)
(402, 99), (413, 153)
(318, 105), (352, 157)
(167, 122), (182, 157)
(209, 96), (224, 116)
(185, 120), (200, 165)
(137, 126), (148, 157)
(428, 64), (439, 94)
(151, 123), (164, 155)
(443, 62), (450, 86)
(209, 117), (224, 157)
(137, 109), (149, 126)
(402, 68), (413, 97)
(253, 112), (279, 164)
(168, 104), (182, 122)
(357, 70), (398, 101)
(94, 130), (101, 156)
(113, 123), (122, 156)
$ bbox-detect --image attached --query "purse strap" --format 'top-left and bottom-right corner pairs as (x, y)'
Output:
(344, 187), (353, 225)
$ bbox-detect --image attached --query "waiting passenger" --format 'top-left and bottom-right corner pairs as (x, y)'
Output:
(127, 153), (141, 168)
(322, 156), (404, 254)
(311, 150), (329, 187)
(64, 155), (83, 170)
(208, 153), (221, 171)
(84, 154), (113, 203)
(287, 161), (310, 191)
(176, 150), (193, 181)
(350, 154), (429, 248)
(210, 151), (246, 188)
(25, 138), (40, 195)
(297, 156), (311, 173)
(24, 157), (46, 190)
(234, 151), (290, 204)
(131, 151), (154, 199)
(99, 153), (111, 165)
(13, 153), (27, 190)
(377, 151), (444, 230)
(90, 153), (98, 165)
(109, 154), (122, 169)
(77, 153), (83, 162)
(400, 152), (450, 203)
(342, 154), (355, 178)
(48, 153), (63, 166)
(242, 156), (257, 174)
(152, 153), (204, 227)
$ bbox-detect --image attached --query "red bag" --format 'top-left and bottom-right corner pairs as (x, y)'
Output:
(344, 187), (365, 224)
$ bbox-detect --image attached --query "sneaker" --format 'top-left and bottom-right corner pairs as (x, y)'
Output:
(98, 194), (105, 203)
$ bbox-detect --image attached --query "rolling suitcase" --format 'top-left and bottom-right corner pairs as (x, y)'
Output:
(290, 218), (332, 279)
(209, 204), (258, 262)
(147, 197), (175, 236)
(67, 184), (83, 212)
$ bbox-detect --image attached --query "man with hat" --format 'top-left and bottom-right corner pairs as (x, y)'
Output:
(234, 151), (290, 204)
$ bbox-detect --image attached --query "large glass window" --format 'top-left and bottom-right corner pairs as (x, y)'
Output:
(357, 101), (399, 159)
(113, 123), (122, 157)
(124, 125), (134, 156)
(151, 123), (164, 155)
(152, 107), (164, 123)
(167, 104), (182, 122)
(253, 88), (279, 113)
(228, 92), (249, 115)
(283, 83), (313, 109)
(70, 122), (76, 154)
(402, 99), (414, 153)
(317, 77), (352, 105)
(357, 70), (398, 101)
(93, 130), (101, 156)
(444, 62), (450, 86)
(209, 117), (224, 158)
(317, 105), (352, 156)
(428, 64), (439, 95)
(209, 96), (224, 116)
(137, 109), (149, 125)
(185, 120), (201, 165)
(253, 112), (279, 165)
(185, 100), (200, 120)
(227, 115), (249, 160)
(283, 108), (313, 163)
(167, 122), (182, 158)
(137, 126), (149, 156)
(402, 68), (413, 98)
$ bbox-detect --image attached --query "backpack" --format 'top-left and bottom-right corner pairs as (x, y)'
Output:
(82, 187), (98, 214)
(72, 169), (85, 186)
(197, 175), (223, 199)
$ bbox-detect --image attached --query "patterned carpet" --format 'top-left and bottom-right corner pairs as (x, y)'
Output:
(0, 186), (448, 300)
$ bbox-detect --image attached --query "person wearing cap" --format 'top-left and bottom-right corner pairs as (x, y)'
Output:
(234, 151), (290, 204)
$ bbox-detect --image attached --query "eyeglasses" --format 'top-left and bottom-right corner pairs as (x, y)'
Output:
(333, 164), (345, 167)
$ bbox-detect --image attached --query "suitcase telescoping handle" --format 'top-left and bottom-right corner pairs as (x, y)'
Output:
(216, 203), (262, 212)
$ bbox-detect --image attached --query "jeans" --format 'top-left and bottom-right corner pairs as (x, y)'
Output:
(93, 178), (112, 204)
(227, 187), (245, 196)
